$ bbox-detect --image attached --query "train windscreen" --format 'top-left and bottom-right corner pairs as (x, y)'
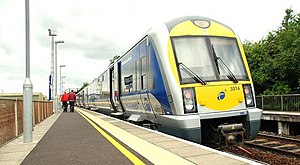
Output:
(172, 36), (248, 84)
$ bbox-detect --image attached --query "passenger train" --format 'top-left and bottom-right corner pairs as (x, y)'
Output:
(76, 16), (262, 146)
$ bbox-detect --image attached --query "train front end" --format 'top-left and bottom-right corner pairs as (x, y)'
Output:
(157, 16), (262, 146)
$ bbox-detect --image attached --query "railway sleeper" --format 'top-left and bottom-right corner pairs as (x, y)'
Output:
(290, 148), (300, 153)
(249, 139), (268, 144)
(273, 144), (297, 149)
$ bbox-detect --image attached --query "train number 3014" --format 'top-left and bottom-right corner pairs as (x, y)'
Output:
(230, 86), (240, 91)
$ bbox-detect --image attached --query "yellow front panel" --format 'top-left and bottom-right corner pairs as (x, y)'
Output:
(196, 84), (244, 111)
(170, 21), (235, 37)
(166, 18), (251, 112)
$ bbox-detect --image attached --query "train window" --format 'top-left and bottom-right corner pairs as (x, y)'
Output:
(210, 37), (248, 80)
(124, 75), (133, 91)
(100, 71), (108, 98)
(172, 36), (248, 84)
(121, 49), (139, 94)
(135, 60), (140, 91)
(121, 62), (135, 94)
(172, 37), (216, 83)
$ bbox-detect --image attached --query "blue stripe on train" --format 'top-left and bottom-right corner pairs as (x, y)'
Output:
(148, 41), (172, 115)
(119, 39), (172, 115)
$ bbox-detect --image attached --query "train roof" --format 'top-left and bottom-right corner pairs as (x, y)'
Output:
(107, 15), (235, 68)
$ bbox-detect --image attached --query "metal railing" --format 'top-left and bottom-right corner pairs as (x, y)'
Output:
(256, 94), (300, 111)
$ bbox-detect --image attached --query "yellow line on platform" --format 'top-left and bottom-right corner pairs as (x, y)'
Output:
(77, 109), (195, 165)
(77, 110), (145, 165)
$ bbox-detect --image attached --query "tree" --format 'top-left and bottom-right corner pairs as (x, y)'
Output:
(244, 8), (300, 95)
(77, 82), (89, 93)
(109, 55), (120, 64)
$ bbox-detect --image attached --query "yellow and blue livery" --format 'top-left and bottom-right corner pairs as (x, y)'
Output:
(78, 16), (262, 146)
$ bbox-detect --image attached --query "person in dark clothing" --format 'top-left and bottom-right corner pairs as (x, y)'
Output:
(68, 90), (76, 113)
(61, 92), (69, 112)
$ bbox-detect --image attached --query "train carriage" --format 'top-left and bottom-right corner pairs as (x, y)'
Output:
(82, 16), (262, 146)
(76, 89), (83, 107)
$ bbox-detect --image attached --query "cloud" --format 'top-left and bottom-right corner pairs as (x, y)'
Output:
(51, 30), (124, 60)
(1, 0), (300, 96)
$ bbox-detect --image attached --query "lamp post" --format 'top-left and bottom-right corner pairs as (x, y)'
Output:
(54, 41), (64, 114)
(59, 65), (65, 111)
(23, 0), (33, 143)
(60, 65), (66, 96)
(48, 29), (56, 101)
(61, 76), (66, 92)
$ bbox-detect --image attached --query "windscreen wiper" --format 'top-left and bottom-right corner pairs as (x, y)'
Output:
(178, 62), (206, 85)
(212, 47), (221, 75)
(212, 46), (238, 83)
(216, 57), (238, 83)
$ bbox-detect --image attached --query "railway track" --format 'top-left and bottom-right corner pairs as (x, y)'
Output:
(244, 132), (300, 159)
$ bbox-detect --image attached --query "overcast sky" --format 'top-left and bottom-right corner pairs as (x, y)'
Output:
(0, 0), (300, 96)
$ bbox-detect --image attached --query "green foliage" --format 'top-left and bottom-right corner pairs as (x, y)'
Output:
(77, 82), (89, 92)
(262, 83), (291, 95)
(110, 55), (120, 64)
(244, 8), (300, 95)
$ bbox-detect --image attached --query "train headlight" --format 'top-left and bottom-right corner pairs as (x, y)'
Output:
(193, 20), (211, 29)
(182, 88), (197, 113)
(185, 100), (194, 110)
(243, 84), (255, 107)
(184, 90), (192, 99)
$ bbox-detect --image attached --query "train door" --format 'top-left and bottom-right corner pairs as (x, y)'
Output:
(139, 38), (157, 120)
(109, 63), (123, 113)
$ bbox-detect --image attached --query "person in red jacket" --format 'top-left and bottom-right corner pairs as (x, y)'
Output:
(68, 90), (76, 113)
(61, 92), (69, 112)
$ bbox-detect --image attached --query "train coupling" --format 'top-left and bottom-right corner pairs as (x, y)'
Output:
(217, 123), (245, 146)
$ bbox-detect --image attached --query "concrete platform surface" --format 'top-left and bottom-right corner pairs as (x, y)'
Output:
(0, 108), (262, 165)
(0, 112), (61, 165)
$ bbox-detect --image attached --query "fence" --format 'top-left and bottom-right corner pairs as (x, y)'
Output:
(0, 98), (53, 146)
(256, 94), (300, 112)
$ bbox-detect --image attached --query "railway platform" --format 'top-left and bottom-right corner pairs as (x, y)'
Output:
(0, 108), (260, 165)
(261, 110), (300, 136)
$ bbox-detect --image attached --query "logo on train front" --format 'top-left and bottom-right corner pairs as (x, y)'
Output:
(217, 91), (226, 101)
